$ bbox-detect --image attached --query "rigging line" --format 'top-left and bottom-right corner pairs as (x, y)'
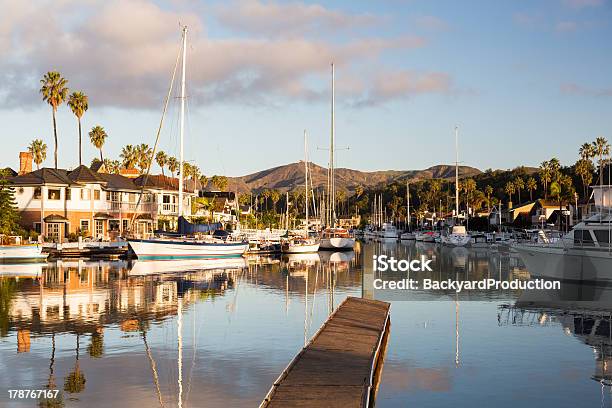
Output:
(129, 32), (182, 232)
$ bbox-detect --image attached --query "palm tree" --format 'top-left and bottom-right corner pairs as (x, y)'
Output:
(484, 185), (493, 211)
(514, 177), (524, 204)
(167, 157), (179, 176)
(355, 185), (364, 198)
(504, 181), (515, 205)
(67, 91), (88, 166)
(155, 151), (168, 176)
(88, 125), (107, 163)
(64, 334), (86, 394)
(40, 71), (69, 169)
(103, 159), (121, 174)
(539, 161), (552, 199)
(136, 144), (153, 174)
(592, 137), (610, 187)
(211, 175), (228, 191)
(526, 177), (537, 201)
(575, 159), (594, 199)
(199, 174), (208, 189)
(120, 145), (138, 169)
(579, 142), (595, 161)
(28, 139), (47, 170)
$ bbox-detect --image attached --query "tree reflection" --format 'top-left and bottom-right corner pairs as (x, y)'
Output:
(87, 327), (104, 359)
(39, 332), (64, 407)
(64, 333), (86, 394)
(0, 278), (17, 337)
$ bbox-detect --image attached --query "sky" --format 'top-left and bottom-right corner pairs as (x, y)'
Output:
(0, 0), (611, 177)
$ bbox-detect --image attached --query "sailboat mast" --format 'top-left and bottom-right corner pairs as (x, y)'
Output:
(304, 130), (309, 234)
(178, 26), (187, 219)
(330, 63), (336, 227)
(455, 125), (459, 221)
(406, 180), (410, 228)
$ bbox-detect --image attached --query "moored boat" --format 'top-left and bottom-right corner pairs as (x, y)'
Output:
(0, 236), (47, 263)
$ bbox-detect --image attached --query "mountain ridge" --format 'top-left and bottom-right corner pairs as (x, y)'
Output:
(221, 162), (484, 194)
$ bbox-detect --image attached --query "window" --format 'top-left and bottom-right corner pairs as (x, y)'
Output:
(81, 189), (90, 200)
(122, 219), (129, 232)
(110, 191), (120, 202)
(163, 195), (171, 204)
(33, 222), (41, 233)
(46, 223), (60, 240)
(65, 188), (71, 200)
(129, 193), (136, 203)
(574, 229), (594, 246)
(48, 189), (61, 200)
(34, 187), (41, 199)
(80, 220), (90, 235)
(109, 220), (120, 232)
(594, 230), (611, 245)
(94, 190), (101, 201)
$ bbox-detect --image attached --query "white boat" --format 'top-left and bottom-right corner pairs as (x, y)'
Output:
(126, 27), (248, 259)
(128, 257), (247, 276)
(400, 231), (416, 240)
(445, 225), (471, 247)
(415, 231), (437, 243)
(0, 236), (47, 263)
(282, 237), (320, 253)
(320, 228), (356, 250)
(380, 222), (398, 239)
(319, 63), (355, 252)
(513, 211), (612, 281)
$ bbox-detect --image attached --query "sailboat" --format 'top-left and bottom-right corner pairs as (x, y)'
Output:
(443, 126), (471, 247)
(282, 131), (320, 253)
(320, 63), (356, 251)
(127, 26), (248, 259)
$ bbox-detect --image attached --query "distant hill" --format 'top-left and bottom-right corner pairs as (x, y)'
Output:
(223, 162), (482, 194)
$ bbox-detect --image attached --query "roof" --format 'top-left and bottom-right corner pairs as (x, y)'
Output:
(44, 214), (69, 222)
(134, 174), (200, 192)
(10, 168), (75, 186)
(68, 165), (106, 184)
(98, 173), (140, 191)
(2, 167), (17, 177)
(90, 161), (104, 172)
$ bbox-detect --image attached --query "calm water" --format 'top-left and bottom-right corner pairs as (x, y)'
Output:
(0, 241), (610, 407)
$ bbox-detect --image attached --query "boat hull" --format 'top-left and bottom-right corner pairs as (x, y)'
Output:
(0, 245), (47, 263)
(514, 244), (612, 282)
(319, 237), (355, 251)
(128, 238), (248, 259)
(281, 243), (320, 254)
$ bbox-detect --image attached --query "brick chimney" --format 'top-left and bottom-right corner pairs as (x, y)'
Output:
(19, 152), (33, 175)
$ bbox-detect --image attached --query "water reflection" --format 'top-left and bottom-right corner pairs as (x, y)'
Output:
(1, 242), (610, 407)
(0, 252), (361, 407)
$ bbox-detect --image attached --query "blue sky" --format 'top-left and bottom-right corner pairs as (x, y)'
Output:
(0, 0), (611, 176)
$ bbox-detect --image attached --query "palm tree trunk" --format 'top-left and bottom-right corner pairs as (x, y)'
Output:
(78, 118), (82, 166)
(99, 148), (103, 163)
(52, 107), (58, 169)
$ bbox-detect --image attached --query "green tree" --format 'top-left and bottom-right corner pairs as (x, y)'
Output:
(120, 145), (138, 169)
(526, 177), (537, 201)
(155, 151), (168, 176)
(167, 157), (179, 176)
(355, 185), (364, 198)
(484, 185), (493, 211)
(579, 142), (595, 161)
(514, 177), (525, 204)
(136, 144), (153, 174)
(211, 175), (228, 191)
(40, 71), (68, 169)
(592, 137), (610, 186)
(67, 91), (88, 166)
(539, 161), (552, 199)
(504, 181), (515, 205)
(575, 158), (594, 199)
(28, 139), (48, 170)
(0, 170), (20, 235)
(88, 125), (107, 163)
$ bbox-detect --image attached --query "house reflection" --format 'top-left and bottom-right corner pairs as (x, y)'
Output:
(2, 260), (242, 349)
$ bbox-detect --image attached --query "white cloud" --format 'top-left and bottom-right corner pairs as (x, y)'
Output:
(0, 0), (449, 110)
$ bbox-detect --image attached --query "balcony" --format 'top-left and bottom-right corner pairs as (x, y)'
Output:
(107, 201), (156, 214)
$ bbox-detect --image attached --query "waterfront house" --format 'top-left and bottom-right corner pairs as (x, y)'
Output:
(9, 152), (200, 241)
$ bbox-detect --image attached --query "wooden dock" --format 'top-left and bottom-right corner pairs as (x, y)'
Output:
(261, 296), (391, 408)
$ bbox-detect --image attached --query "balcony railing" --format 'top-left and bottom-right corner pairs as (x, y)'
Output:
(107, 201), (156, 213)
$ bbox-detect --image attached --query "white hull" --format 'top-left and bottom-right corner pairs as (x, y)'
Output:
(446, 234), (471, 247)
(128, 238), (248, 259)
(319, 237), (355, 250)
(282, 242), (320, 253)
(400, 232), (416, 240)
(0, 245), (47, 262)
(0, 262), (44, 277)
(514, 244), (612, 282)
(129, 258), (247, 276)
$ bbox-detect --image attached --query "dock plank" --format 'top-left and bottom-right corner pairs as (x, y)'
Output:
(261, 296), (390, 408)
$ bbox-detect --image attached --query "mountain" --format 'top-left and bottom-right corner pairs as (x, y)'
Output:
(223, 162), (482, 194)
